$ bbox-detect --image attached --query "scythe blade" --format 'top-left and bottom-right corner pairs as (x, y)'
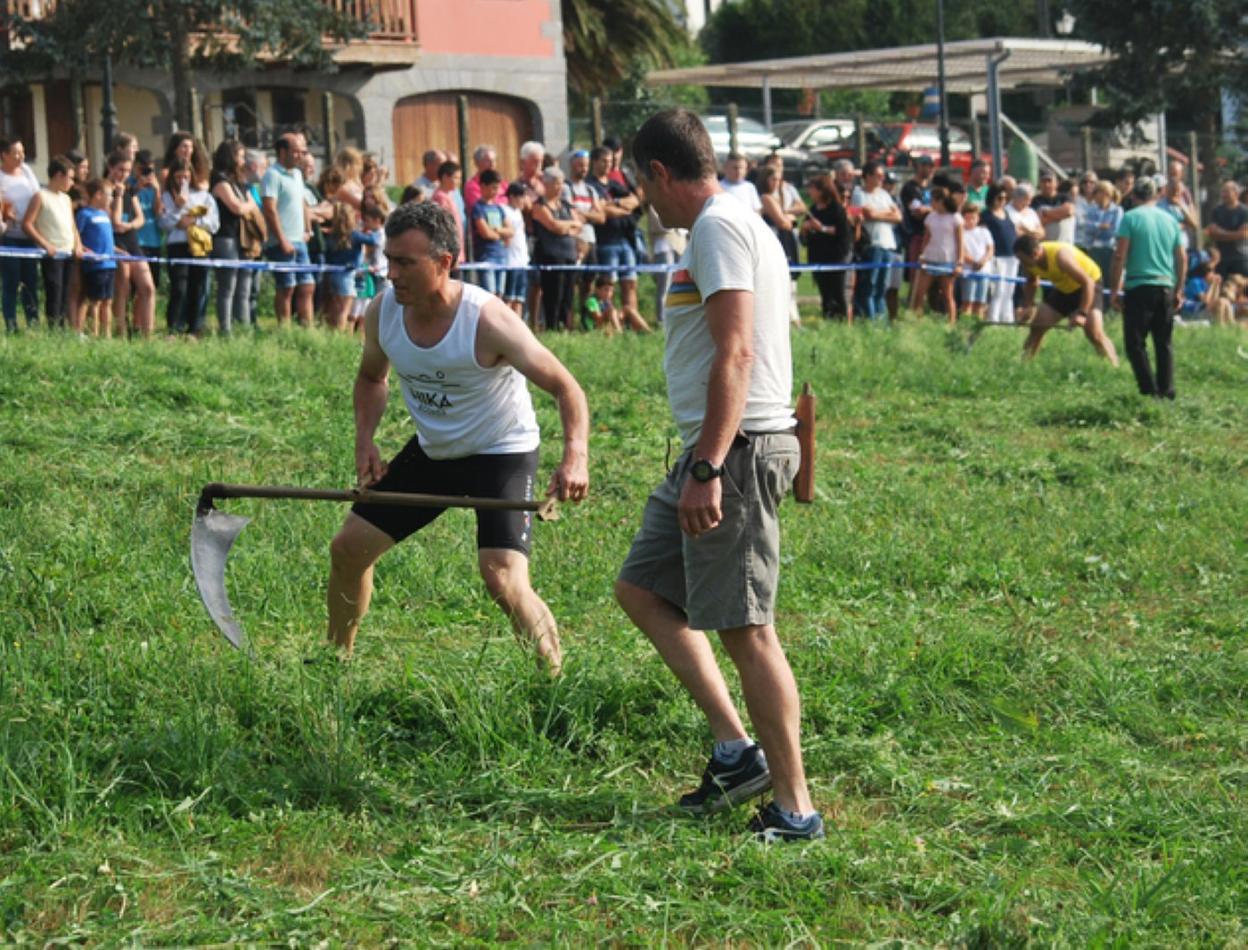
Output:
(190, 493), (253, 653)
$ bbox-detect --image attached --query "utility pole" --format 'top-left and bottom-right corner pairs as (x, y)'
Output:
(936, 0), (950, 168)
(100, 53), (118, 158)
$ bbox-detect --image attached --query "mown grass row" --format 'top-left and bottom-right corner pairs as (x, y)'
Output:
(1, 318), (1244, 944)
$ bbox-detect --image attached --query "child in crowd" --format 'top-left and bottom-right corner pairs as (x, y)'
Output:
(75, 179), (119, 337)
(21, 155), (80, 329)
(323, 201), (379, 332)
(400, 184), (424, 205)
(911, 187), (964, 324)
(959, 203), (994, 320)
(470, 169), (512, 298)
(501, 182), (529, 319)
(351, 203), (388, 332)
(583, 274), (623, 334)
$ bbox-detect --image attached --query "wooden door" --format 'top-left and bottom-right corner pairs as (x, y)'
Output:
(391, 91), (534, 185)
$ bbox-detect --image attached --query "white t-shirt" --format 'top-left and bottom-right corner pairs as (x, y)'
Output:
(921, 211), (962, 264)
(502, 204), (528, 266)
(1007, 204), (1041, 237)
(851, 185), (898, 250)
(563, 179), (598, 243)
(962, 225), (992, 269)
(665, 192), (793, 449)
(719, 178), (762, 213)
(0, 163), (40, 239)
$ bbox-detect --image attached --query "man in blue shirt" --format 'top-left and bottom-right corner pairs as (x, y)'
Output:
(262, 132), (314, 327)
(1109, 179), (1187, 399)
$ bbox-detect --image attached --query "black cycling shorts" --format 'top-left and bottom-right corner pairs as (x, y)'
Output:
(351, 437), (539, 555)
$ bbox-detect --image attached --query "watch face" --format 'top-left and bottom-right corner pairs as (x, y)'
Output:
(691, 459), (718, 482)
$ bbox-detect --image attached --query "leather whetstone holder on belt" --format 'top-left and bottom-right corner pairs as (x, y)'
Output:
(795, 382), (816, 504)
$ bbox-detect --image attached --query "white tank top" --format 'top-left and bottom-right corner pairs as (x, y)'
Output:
(379, 282), (539, 460)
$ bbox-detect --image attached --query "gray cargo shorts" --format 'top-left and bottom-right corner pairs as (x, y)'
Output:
(617, 431), (799, 632)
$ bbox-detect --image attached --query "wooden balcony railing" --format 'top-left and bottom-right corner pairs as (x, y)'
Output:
(3, 0), (419, 44)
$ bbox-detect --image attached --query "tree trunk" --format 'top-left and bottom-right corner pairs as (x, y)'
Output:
(1197, 109), (1221, 220)
(168, 17), (194, 134)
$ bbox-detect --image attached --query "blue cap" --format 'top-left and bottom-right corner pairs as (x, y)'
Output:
(572, 149), (589, 159)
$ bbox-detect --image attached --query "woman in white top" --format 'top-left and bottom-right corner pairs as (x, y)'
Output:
(910, 187), (964, 325)
(1, 137), (43, 331)
(159, 157), (220, 337)
(22, 155), (81, 329)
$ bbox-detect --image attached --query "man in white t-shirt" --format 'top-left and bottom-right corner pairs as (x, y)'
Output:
(718, 152), (762, 213)
(850, 160), (902, 320)
(617, 109), (823, 843)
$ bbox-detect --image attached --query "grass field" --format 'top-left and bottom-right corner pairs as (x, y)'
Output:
(1, 312), (1245, 945)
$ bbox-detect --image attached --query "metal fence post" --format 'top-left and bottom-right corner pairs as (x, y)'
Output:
(727, 102), (739, 156)
(591, 97), (603, 148)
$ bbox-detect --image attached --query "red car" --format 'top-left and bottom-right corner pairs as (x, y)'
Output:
(809, 121), (990, 176)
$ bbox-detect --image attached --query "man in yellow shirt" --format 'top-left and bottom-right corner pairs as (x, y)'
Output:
(1014, 234), (1119, 365)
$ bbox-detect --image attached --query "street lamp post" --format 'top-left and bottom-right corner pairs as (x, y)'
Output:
(936, 0), (950, 168)
(100, 52), (118, 157)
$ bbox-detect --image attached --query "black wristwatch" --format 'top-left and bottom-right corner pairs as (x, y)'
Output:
(689, 458), (724, 483)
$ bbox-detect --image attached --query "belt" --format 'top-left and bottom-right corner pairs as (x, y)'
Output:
(741, 427), (797, 438)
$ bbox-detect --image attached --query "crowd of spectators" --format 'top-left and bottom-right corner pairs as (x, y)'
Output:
(2, 122), (1246, 339)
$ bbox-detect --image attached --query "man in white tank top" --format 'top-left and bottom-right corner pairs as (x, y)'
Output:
(327, 202), (589, 675)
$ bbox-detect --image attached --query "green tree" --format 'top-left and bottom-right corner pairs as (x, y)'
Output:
(1065, 0), (1247, 183)
(562, 0), (685, 98)
(0, 0), (367, 132)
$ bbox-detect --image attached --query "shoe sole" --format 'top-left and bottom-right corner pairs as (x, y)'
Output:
(679, 769), (773, 815)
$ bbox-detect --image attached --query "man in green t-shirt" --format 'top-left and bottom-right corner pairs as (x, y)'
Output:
(1109, 179), (1186, 399)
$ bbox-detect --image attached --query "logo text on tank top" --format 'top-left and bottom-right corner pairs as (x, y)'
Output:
(397, 369), (461, 415)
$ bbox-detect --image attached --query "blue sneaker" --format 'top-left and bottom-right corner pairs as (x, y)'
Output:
(749, 801), (826, 843)
(677, 744), (771, 814)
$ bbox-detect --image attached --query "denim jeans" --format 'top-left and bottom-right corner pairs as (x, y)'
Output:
(855, 245), (897, 321)
(1, 236), (40, 329)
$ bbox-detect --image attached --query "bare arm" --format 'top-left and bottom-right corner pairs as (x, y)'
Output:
(1173, 241), (1187, 310)
(21, 192), (50, 253)
(1109, 236), (1130, 302)
(680, 289), (754, 538)
(353, 297), (392, 486)
(477, 298), (589, 501)
(262, 196), (291, 253)
(760, 194), (792, 231)
(212, 180), (249, 217)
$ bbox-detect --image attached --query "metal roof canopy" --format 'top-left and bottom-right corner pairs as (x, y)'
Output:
(646, 37), (1111, 95)
(646, 38), (1115, 178)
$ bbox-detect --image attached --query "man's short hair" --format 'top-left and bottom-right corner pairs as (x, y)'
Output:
(602, 136), (622, 152)
(275, 132), (302, 155)
(861, 160), (883, 178)
(631, 109), (718, 183)
(1013, 234), (1041, 258)
(970, 159), (987, 172)
(479, 169), (501, 187)
(1013, 182), (1033, 199)
(542, 166), (564, 183)
(436, 160), (460, 180)
(400, 184), (424, 205)
(589, 145), (611, 164)
(384, 199), (461, 260)
(1039, 169), (1056, 181)
(725, 151), (747, 164)
(519, 140), (545, 161)
(1133, 177), (1157, 200)
(472, 144), (496, 163)
(83, 178), (108, 199)
(831, 159), (854, 174)
(422, 149), (443, 167)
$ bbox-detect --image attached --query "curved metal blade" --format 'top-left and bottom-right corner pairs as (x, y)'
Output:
(191, 507), (252, 652)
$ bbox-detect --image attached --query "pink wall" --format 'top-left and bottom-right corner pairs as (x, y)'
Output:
(416, 0), (558, 59)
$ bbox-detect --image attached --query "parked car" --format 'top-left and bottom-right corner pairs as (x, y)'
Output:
(771, 118), (857, 155)
(699, 114), (829, 185)
(789, 118), (989, 176)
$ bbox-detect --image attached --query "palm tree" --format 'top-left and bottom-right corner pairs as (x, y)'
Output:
(562, 0), (685, 97)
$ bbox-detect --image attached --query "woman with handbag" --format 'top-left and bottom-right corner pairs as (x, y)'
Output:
(210, 139), (262, 333)
(160, 157), (219, 337)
